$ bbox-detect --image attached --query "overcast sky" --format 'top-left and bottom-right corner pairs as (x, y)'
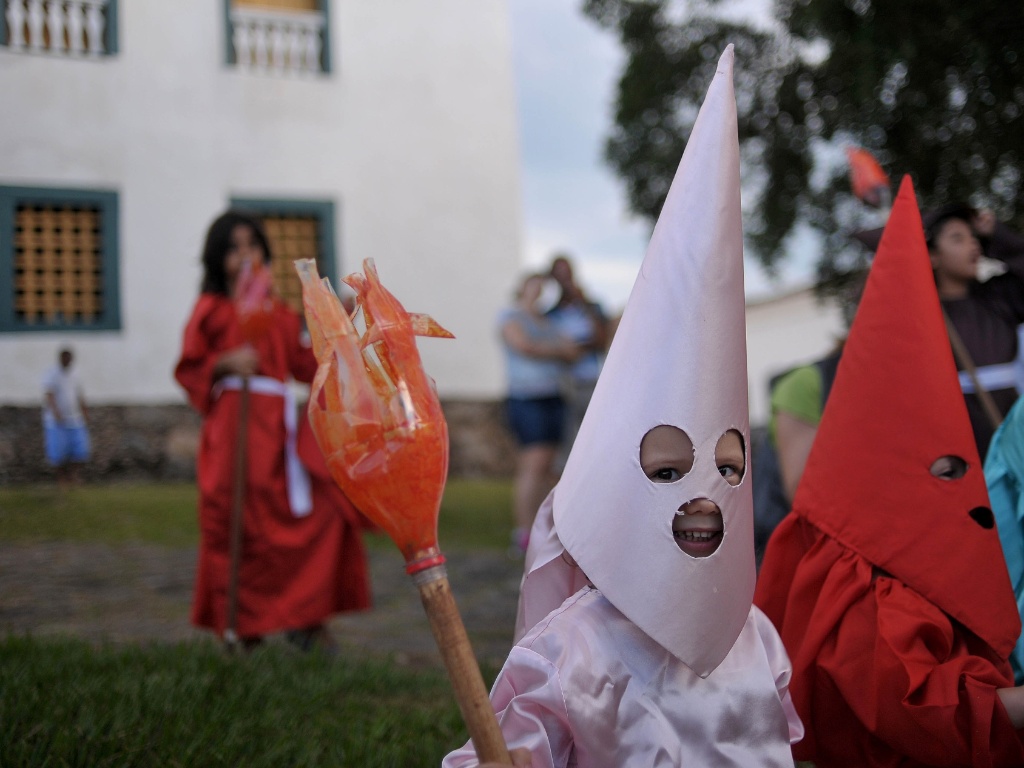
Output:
(507, 0), (812, 313)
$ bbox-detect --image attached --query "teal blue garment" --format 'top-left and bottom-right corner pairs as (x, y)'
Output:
(984, 396), (1024, 684)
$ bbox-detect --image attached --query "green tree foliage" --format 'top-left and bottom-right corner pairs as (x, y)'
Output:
(583, 0), (1024, 283)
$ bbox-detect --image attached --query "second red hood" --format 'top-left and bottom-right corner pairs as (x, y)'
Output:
(794, 176), (1020, 656)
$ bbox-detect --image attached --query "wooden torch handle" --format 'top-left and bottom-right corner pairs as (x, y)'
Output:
(943, 311), (1004, 430)
(414, 567), (512, 765)
(225, 375), (250, 650)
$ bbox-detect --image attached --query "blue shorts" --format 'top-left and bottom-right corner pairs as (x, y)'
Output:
(45, 424), (91, 466)
(506, 396), (565, 446)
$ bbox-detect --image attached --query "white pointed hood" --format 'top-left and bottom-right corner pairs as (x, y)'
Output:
(516, 46), (753, 677)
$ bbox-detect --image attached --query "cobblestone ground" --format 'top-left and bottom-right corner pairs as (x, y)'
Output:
(0, 542), (524, 669)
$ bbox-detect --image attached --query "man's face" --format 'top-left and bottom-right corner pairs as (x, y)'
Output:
(930, 218), (981, 284)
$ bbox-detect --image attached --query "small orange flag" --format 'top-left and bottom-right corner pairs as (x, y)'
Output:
(846, 147), (890, 208)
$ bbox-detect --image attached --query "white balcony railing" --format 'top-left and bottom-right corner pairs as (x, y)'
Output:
(4, 0), (110, 56)
(230, 6), (325, 76)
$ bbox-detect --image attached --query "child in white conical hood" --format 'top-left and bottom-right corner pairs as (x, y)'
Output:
(445, 46), (803, 768)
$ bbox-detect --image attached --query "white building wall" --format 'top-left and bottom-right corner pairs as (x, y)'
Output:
(745, 285), (846, 427)
(0, 0), (522, 405)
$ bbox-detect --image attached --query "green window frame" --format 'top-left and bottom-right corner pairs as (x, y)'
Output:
(0, 185), (121, 333)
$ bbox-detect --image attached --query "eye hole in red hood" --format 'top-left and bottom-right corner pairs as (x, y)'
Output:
(930, 455), (968, 480)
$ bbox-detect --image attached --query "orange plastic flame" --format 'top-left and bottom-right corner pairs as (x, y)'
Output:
(846, 147), (891, 208)
(235, 260), (276, 344)
(295, 258), (455, 564)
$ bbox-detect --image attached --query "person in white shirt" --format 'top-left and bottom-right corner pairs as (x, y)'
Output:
(41, 347), (90, 486)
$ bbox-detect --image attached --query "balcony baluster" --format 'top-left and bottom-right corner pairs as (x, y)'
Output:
(229, 6), (326, 76)
(3, 0), (109, 56)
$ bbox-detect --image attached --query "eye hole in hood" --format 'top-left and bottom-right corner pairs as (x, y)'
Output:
(715, 429), (746, 486)
(930, 455), (967, 480)
(640, 425), (694, 483)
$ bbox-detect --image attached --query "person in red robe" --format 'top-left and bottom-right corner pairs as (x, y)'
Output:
(175, 210), (371, 649)
(755, 177), (1024, 766)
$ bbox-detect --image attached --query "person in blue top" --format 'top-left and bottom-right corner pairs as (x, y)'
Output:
(546, 254), (610, 468)
(985, 397), (1024, 684)
(500, 272), (582, 556)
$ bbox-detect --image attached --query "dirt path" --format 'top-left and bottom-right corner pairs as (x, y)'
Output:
(0, 542), (524, 668)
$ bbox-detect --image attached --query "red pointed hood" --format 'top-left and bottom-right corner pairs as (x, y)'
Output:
(794, 176), (1020, 656)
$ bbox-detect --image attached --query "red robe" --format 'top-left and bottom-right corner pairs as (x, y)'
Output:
(756, 514), (1024, 767)
(755, 179), (1024, 766)
(175, 293), (371, 637)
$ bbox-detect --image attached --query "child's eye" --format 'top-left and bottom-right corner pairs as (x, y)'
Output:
(648, 467), (682, 483)
(718, 464), (742, 486)
(930, 455), (967, 480)
(639, 425), (694, 483)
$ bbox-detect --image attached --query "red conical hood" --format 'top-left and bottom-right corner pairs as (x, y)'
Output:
(795, 176), (1020, 656)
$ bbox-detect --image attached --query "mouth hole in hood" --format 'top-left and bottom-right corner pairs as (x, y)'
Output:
(673, 499), (724, 558)
(969, 506), (994, 529)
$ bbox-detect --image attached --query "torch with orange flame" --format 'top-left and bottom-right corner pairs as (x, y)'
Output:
(296, 258), (512, 765)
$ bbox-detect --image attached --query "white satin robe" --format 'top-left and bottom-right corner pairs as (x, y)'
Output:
(444, 588), (802, 768)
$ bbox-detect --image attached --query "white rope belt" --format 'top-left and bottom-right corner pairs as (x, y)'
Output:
(215, 375), (313, 517)
(958, 362), (1020, 395)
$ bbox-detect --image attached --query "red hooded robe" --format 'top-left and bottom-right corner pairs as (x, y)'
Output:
(175, 293), (371, 638)
(755, 177), (1024, 766)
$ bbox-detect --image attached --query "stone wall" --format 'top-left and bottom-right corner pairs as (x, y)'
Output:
(0, 400), (516, 485)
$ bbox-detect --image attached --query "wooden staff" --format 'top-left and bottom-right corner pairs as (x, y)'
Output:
(943, 313), (1004, 431)
(224, 375), (250, 651)
(412, 564), (511, 765)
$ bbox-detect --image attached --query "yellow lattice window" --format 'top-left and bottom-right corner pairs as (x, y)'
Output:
(261, 214), (323, 313)
(13, 204), (104, 325)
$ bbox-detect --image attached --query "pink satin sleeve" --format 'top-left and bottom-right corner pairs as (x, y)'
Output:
(753, 605), (805, 744)
(444, 595), (801, 767)
(442, 646), (574, 768)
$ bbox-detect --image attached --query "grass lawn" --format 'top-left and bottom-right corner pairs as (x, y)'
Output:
(0, 479), (514, 765)
(0, 478), (514, 551)
(0, 635), (475, 767)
